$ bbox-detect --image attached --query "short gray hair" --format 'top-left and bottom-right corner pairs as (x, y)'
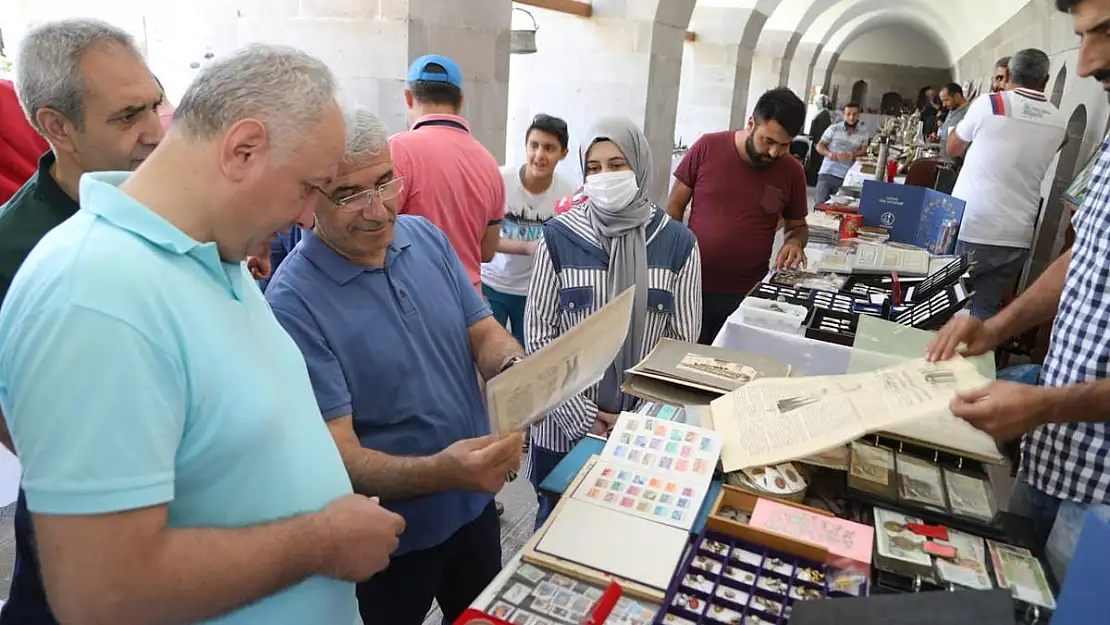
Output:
(341, 105), (390, 164)
(1009, 49), (1050, 89)
(174, 44), (337, 152)
(15, 18), (142, 133)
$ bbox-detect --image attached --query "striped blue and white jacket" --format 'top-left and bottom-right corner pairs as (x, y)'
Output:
(525, 198), (702, 453)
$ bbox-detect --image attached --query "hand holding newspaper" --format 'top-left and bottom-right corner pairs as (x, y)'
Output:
(485, 287), (635, 434)
(709, 355), (995, 470)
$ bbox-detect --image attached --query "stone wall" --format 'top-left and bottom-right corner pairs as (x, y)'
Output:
(950, 0), (1110, 285)
(825, 60), (952, 113)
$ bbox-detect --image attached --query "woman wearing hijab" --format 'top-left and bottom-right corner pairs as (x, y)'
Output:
(524, 117), (702, 528)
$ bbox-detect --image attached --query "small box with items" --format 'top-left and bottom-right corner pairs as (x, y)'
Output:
(655, 529), (867, 625)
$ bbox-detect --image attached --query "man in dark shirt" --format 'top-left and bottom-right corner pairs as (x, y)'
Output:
(667, 87), (810, 345)
(0, 19), (164, 625)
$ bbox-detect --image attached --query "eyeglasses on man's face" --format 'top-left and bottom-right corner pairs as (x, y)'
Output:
(317, 177), (405, 212)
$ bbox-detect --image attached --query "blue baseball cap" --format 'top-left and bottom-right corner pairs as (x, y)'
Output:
(407, 54), (463, 87)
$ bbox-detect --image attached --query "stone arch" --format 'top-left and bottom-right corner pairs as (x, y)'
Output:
(1050, 65), (1067, 108)
(1025, 104), (1088, 288)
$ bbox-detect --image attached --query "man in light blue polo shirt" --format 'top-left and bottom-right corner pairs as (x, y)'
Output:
(266, 105), (525, 625)
(814, 101), (870, 205)
(0, 45), (405, 625)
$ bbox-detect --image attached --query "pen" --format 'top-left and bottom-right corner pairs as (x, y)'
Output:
(582, 581), (623, 625)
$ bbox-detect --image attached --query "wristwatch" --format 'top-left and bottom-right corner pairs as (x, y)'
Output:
(499, 355), (525, 374)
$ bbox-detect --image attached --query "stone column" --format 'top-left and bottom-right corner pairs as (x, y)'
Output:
(787, 41), (820, 105)
(745, 25), (798, 119)
(235, 0), (512, 161)
(576, 0), (698, 199)
(675, 6), (769, 143)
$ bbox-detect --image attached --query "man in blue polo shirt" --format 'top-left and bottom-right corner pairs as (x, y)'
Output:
(0, 45), (405, 625)
(266, 105), (526, 625)
(814, 101), (870, 205)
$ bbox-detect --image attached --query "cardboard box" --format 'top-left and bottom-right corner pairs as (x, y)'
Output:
(859, 181), (965, 254)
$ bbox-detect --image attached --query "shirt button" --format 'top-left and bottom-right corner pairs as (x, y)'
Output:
(568, 302), (575, 309)
(657, 304), (665, 311)
(400, 291), (408, 299)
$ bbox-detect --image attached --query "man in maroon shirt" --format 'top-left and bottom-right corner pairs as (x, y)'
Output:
(668, 87), (809, 345)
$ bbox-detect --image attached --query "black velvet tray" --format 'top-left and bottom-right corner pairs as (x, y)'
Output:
(652, 530), (867, 625)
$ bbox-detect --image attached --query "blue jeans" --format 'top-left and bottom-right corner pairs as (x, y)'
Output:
(528, 445), (567, 531)
(482, 284), (526, 346)
(814, 173), (844, 206)
(954, 240), (1029, 321)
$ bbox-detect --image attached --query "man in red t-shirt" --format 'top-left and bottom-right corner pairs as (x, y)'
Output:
(667, 87), (809, 345)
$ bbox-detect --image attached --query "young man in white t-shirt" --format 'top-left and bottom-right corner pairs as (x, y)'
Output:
(481, 114), (574, 343)
(946, 48), (1067, 320)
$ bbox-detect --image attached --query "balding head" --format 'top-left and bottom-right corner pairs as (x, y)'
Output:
(149, 44), (345, 262)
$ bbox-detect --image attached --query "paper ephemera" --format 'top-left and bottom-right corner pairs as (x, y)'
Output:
(935, 530), (992, 590)
(874, 508), (931, 567)
(486, 287), (634, 434)
(709, 356), (990, 471)
(572, 460), (705, 530)
(988, 541), (1057, 610)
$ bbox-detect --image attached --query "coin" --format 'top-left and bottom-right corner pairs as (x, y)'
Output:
(883, 521), (905, 533)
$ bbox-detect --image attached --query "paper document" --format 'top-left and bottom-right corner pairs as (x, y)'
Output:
(486, 287), (634, 434)
(709, 356), (991, 471)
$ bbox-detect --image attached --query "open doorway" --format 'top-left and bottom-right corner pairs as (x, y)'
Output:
(1024, 104), (1088, 289)
(850, 80), (868, 108)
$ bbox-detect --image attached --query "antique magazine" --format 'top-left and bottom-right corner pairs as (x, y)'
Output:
(486, 287), (634, 433)
(626, 338), (791, 394)
(709, 356), (991, 471)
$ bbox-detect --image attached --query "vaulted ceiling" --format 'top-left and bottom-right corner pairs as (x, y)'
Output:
(700, 0), (1029, 65)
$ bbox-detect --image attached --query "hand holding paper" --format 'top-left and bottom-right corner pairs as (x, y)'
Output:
(949, 380), (1053, 442)
(485, 287), (635, 434)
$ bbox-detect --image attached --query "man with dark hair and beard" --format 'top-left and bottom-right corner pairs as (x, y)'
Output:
(814, 101), (869, 205)
(667, 87), (809, 345)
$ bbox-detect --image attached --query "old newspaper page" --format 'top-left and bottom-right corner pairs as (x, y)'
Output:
(486, 287), (635, 433)
(710, 356), (991, 470)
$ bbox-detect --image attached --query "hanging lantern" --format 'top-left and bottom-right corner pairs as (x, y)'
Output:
(510, 8), (539, 55)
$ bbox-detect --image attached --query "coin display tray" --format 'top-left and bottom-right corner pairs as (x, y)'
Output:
(904, 256), (969, 304)
(654, 531), (849, 625)
(840, 276), (891, 300)
(748, 283), (813, 309)
(809, 290), (862, 315)
(804, 309), (859, 347)
(893, 283), (972, 330)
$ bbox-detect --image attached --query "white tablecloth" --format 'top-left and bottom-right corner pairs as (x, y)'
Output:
(842, 160), (906, 189)
(712, 308), (854, 376)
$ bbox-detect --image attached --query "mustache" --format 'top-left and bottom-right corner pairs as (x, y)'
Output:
(1094, 69), (1110, 83)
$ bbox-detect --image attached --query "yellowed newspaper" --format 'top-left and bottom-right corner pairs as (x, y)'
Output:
(486, 287), (635, 434)
(709, 356), (992, 470)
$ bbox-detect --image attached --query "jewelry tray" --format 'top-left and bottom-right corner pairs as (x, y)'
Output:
(653, 530), (865, 625)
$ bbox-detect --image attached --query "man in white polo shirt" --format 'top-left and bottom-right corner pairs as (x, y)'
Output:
(947, 48), (1066, 320)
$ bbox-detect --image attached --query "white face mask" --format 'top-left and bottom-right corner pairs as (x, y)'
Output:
(584, 170), (638, 210)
